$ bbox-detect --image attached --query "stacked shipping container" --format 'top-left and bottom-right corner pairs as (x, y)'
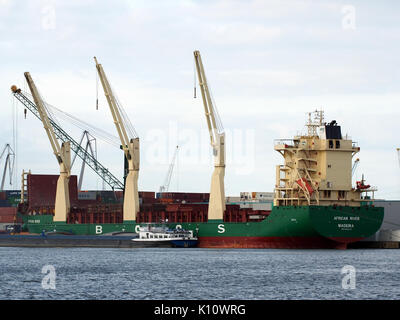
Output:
(156, 192), (209, 203)
(0, 191), (24, 231)
(20, 174), (271, 225)
(136, 203), (270, 223)
(0, 190), (25, 207)
(0, 207), (19, 223)
(28, 174), (78, 208)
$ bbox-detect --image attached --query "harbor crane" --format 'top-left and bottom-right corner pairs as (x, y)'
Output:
(94, 57), (140, 222)
(11, 88), (124, 191)
(193, 50), (226, 220)
(0, 144), (15, 191)
(21, 72), (71, 222)
(159, 146), (179, 193)
(71, 130), (97, 191)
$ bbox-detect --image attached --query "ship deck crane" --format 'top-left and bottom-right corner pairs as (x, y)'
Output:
(159, 146), (179, 193)
(0, 144), (15, 191)
(19, 72), (71, 222)
(94, 57), (140, 222)
(194, 50), (226, 220)
(11, 88), (124, 191)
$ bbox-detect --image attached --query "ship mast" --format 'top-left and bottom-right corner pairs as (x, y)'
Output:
(193, 50), (226, 220)
(21, 72), (71, 222)
(306, 109), (324, 136)
(94, 57), (140, 222)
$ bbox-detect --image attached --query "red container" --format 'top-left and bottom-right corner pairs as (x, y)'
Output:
(115, 191), (123, 200)
(139, 191), (155, 199)
(157, 192), (209, 203)
(0, 192), (6, 201)
(141, 197), (156, 204)
(27, 174), (78, 207)
(0, 207), (18, 223)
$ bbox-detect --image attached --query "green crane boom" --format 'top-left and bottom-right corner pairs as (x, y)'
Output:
(11, 86), (124, 190)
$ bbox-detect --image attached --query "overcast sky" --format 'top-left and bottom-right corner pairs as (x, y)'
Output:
(1, 0), (400, 199)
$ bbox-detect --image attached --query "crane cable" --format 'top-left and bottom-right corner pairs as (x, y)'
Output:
(193, 58), (197, 98)
(193, 57), (224, 135)
(204, 73), (224, 134)
(96, 69), (99, 110)
(11, 94), (17, 188)
(110, 82), (139, 140)
(20, 90), (121, 148)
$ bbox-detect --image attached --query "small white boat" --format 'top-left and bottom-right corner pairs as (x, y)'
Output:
(132, 225), (198, 248)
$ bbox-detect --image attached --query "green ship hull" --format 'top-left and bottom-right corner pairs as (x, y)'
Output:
(20, 205), (384, 249)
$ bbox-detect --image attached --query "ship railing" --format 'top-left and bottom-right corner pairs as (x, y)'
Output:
(274, 139), (295, 147)
(360, 186), (378, 191)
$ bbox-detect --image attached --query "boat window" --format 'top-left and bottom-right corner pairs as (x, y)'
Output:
(335, 140), (340, 149)
(329, 140), (333, 149)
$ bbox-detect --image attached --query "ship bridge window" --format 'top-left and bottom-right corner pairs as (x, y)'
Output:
(336, 140), (340, 149)
(324, 190), (331, 198)
(329, 140), (333, 149)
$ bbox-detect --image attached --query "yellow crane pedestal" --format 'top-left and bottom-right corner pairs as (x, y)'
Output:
(123, 139), (140, 221)
(208, 165), (226, 220)
(54, 142), (71, 222)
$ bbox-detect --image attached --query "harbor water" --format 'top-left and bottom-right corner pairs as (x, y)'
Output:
(0, 247), (399, 300)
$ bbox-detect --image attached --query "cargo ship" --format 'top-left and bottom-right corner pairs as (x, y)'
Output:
(16, 110), (383, 249)
(10, 52), (383, 249)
